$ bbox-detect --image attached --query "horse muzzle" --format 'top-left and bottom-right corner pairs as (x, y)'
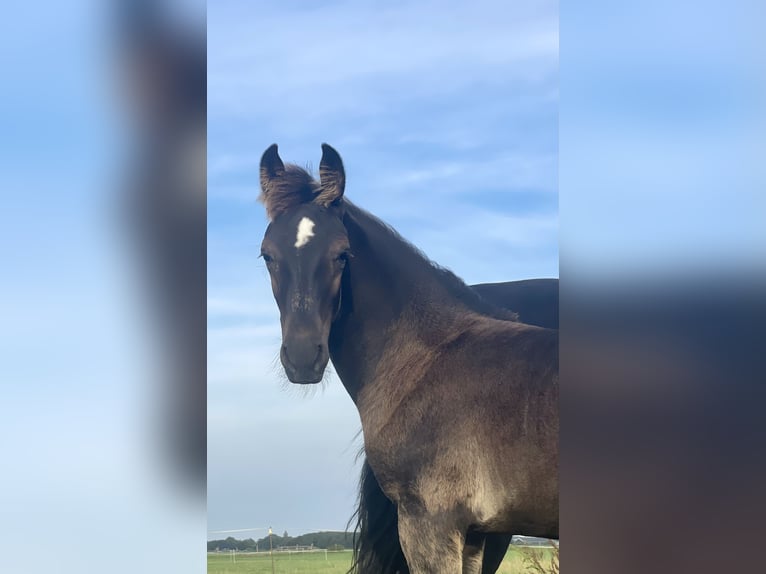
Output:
(280, 337), (329, 384)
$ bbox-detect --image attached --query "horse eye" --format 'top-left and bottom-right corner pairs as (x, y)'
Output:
(336, 252), (349, 264)
(261, 253), (274, 263)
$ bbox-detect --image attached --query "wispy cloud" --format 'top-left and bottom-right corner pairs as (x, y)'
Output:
(370, 152), (557, 195)
(209, 0), (557, 124)
(207, 297), (277, 320)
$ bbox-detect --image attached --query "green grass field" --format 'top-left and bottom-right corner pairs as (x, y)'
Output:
(207, 547), (556, 574)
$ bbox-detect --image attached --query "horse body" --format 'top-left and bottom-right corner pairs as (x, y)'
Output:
(326, 205), (558, 573)
(361, 322), (558, 530)
(352, 279), (558, 574)
(258, 144), (558, 574)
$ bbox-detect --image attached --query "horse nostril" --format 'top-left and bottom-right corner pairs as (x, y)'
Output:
(281, 345), (292, 366)
(314, 344), (325, 367)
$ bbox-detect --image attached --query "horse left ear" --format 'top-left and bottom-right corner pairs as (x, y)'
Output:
(317, 143), (345, 206)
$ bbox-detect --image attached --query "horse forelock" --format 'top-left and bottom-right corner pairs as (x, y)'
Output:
(259, 163), (321, 220)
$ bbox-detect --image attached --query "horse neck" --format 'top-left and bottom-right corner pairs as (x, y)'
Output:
(328, 203), (467, 401)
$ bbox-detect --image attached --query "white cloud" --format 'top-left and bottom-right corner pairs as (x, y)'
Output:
(208, 0), (558, 125)
(208, 184), (260, 203)
(373, 152), (558, 195)
(207, 296), (277, 319)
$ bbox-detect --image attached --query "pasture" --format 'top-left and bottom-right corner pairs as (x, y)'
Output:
(207, 547), (557, 574)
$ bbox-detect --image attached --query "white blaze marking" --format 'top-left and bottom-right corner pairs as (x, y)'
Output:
(295, 217), (316, 248)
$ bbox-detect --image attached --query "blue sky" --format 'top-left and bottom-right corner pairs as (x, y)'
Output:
(0, 2), (206, 571)
(0, 0), (761, 568)
(207, 0), (558, 537)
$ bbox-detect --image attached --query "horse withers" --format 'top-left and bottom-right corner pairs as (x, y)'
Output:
(258, 143), (558, 574)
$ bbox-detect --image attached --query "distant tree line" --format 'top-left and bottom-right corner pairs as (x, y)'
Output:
(207, 531), (353, 552)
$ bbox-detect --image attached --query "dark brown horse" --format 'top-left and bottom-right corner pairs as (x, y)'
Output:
(352, 278), (558, 574)
(258, 144), (558, 574)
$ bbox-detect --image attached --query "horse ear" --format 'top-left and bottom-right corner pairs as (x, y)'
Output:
(260, 143), (285, 196)
(259, 144), (286, 218)
(317, 143), (345, 206)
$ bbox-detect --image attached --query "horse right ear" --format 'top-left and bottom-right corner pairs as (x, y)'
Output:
(259, 144), (285, 217)
(260, 143), (285, 189)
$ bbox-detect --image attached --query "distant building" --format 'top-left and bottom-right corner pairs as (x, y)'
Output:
(274, 544), (316, 552)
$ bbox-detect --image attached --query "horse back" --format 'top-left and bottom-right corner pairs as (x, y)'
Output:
(472, 279), (559, 330)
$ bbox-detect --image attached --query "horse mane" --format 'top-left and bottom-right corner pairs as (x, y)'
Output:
(343, 202), (519, 322)
(258, 163), (518, 322)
